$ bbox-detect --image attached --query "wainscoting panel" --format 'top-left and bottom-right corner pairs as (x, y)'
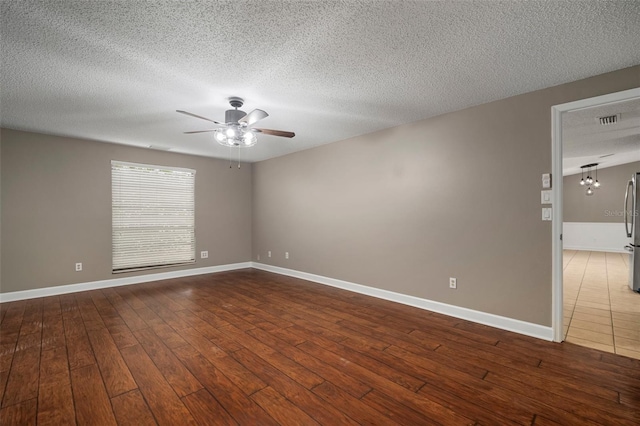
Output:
(563, 222), (629, 253)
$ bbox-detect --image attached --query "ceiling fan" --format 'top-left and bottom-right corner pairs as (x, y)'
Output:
(177, 97), (295, 148)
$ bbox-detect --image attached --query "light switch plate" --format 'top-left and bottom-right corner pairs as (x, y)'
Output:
(541, 190), (552, 204)
(542, 207), (552, 221)
(542, 173), (552, 189)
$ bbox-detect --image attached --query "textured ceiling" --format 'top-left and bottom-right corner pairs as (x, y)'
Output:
(1, 1), (640, 162)
(563, 98), (640, 175)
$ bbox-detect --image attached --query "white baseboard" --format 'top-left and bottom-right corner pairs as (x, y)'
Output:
(1, 260), (553, 341)
(563, 245), (628, 253)
(252, 262), (553, 341)
(563, 222), (629, 253)
(0, 262), (252, 303)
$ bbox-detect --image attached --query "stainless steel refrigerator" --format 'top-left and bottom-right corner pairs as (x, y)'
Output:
(625, 172), (640, 292)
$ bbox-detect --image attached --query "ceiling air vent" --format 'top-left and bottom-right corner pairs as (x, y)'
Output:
(598, 114), (620, 125)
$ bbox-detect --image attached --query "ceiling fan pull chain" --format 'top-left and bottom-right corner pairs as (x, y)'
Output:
(238, 147), (241, 168)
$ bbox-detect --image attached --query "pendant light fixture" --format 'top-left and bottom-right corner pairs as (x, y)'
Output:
(593, 164), (600, 188)
(586, 171), (593, 185)
(579, 163), (600, 196)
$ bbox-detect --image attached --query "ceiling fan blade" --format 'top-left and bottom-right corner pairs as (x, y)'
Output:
(239, 109), (269, 126)
(184, 129), (217, 134)
(176, 110), (224, 125)
(254, 128), (295, 138)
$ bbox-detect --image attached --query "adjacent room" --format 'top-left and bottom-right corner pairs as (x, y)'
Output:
(1, 1), (640, 425)
(562, 117), (640, 356)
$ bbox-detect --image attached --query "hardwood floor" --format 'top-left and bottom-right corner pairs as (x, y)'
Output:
(1, 269), (640, 425)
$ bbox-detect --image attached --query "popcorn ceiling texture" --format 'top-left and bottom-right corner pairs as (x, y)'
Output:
(1, 0), (639, 162)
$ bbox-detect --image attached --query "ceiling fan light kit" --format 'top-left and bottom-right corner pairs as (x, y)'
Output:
(214, 127), (257, 147)
(177, 97), (295, 149)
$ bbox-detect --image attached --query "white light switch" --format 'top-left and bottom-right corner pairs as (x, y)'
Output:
(542, 173), (551, 189)
(541, 190), (552, 204)
(542, 207), (552, 221)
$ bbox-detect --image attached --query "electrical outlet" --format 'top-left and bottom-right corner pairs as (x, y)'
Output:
(285, 252), (289, 259)
(200, 251), (208, 259)
(449, 277), (457, 289)
(268, 251), (272, 258)
(75, 263), (83, 272)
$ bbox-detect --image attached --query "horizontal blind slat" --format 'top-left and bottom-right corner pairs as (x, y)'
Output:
(111, 160), (195, 272)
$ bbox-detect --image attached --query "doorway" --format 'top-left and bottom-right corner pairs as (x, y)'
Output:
(551, 88), (640, 350)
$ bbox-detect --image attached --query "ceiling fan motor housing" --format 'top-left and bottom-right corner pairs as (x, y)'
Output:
(225, 109), (246, 124)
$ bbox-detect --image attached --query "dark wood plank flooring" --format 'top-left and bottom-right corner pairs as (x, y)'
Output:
(1, 269), (639, 425)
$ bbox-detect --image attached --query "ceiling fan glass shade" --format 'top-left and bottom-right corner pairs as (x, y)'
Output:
(213, 128), (257, 147)
(586, 187), (594, 196)
(243, 131), (257, 146)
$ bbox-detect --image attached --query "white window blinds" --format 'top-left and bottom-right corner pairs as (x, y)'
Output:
(112, 161), (195, 273)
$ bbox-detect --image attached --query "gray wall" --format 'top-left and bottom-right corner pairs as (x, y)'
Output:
(2, 66), (638, 327)
(0, 135), (2, 290)
(1, 129), (252, 293)
(252, 65), (640, 326)
(564, 161), (640, 223)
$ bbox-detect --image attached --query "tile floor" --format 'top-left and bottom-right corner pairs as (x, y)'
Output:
(563, 250), (640, 359)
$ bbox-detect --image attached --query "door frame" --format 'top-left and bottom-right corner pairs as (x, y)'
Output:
(551, 87), (640, 342)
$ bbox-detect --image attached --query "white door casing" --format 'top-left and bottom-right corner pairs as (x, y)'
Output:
(550, 87), (640, 342)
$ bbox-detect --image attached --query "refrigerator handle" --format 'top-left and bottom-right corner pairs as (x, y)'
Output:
(624, 180), (634, 238)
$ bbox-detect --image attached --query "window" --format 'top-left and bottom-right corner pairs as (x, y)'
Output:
(111, 160), (195, 273)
